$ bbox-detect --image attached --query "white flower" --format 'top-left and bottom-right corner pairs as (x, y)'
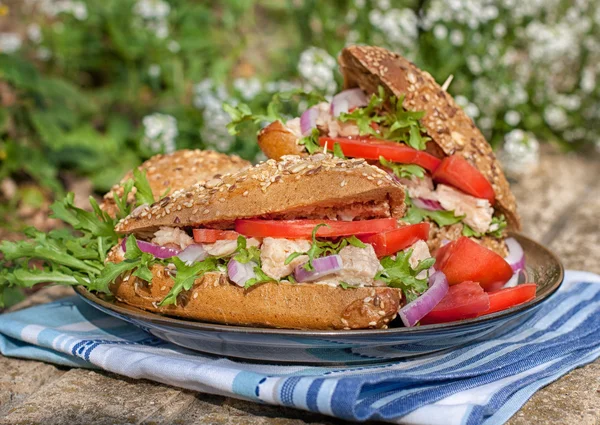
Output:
(499, 129), (540, 176)
(298, 47), (337, 94)
(581, 67), (596, 93)
(27, 24), (42, 44)
(370, 8), (418, 50)
(148, 64), (161, 78)
(543, 106), (569, 130)
(193, 79), (235, 151)
(134, 0), (170, 19)
(355, 0), (366, 8)
(0, 33), (22, 54)
(72, 2), (87, 20)
(233, 77), (262, 101)
(134, 0), (170, 39)
(346, 9), (357, 24)
(504, 110), (521, 126)
(376, 0), (391, 10)
(142, 113), (178, 154)
(167, 40), (180, 53)
(466, 55), (482, 74)
(433, 24), (448, 39)
(36, 47), (51, 61)
(450, 29), (464, 46)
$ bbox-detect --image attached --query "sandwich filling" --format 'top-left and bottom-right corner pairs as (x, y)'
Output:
(112, 216), (435, 307)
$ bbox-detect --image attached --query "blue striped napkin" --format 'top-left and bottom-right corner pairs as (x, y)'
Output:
(1, 270), (599, 425)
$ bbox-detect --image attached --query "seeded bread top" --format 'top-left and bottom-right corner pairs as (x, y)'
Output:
(338, 45), (520, 230)
(102, 149), (251, 216)
(115, 154), (406, 235)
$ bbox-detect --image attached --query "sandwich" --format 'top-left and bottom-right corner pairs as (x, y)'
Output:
(101, 149), (250, 216)
(256, 45), (519, 256)
(107, 153), (441, 330)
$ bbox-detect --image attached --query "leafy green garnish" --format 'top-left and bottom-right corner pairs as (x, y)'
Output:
(132, 168), (156, 206)
(299, 128), (321, 154)
(244, 266), (275, 289)
(333, 142), (346, 159)
(339, 281), (356, 290)
(462, 215), (507, 239)
(403, 195), (464, 228)
(284, 224), (366, 271)
(338, 86), (430, 150)
(376, 249), (436, 302)
(379, 156), (425, 179)
(159, 257), (221, 306)
(224, 89), (326, 136)
(0, 169), (153, 307)
(232, 235), (261, 264)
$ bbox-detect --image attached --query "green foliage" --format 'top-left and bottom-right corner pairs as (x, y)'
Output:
(376, 250), (436, 302)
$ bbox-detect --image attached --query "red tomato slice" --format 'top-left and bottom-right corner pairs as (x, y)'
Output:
(234, 218), (397, 239)
(359, 223), (430, 257)
(477, 283), (537, 316)
(420, 281), (490, 324)
(319, 137), (441, 172)
(432, 154), (495, 204)
(193, 229), (240, 243)
(435, 237), (513, 291)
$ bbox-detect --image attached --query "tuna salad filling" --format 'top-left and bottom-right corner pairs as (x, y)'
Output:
(114, 218), (436, 307)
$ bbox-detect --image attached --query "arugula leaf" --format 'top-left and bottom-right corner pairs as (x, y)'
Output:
(339, 281), (356, 290)
(403, 195), (464, 228)
(160, 257), (220, 306)
(462, 215), (507, 239)
(379, 156), (425, 179)
(338, 86), (430, 150)
(50, 193), (116, 239)
(132, 168), (155, 206)
(244, 266), (275, 289)
(225, 89), (326, 136)
(232, 236), (261, 264)
(298, 128), (321, 154)
(376, 249), (436, 302)
(333, 142), (346, 159)
(284, 225), (366, 271)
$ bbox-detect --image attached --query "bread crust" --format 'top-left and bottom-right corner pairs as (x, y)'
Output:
(338, 45), (520, 230)
(257, 121), (304, 160)
(101, 150), (250, 216)
(109, 262), (401, 330)
(116, 154), (406, 235)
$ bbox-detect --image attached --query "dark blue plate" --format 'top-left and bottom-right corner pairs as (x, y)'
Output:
(76, 233), (563, 364)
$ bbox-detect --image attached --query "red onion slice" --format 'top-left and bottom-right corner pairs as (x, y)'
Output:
(330, 88), (368, 117)
(503, 268), (527, 288)
(300, 107), (319, 136)
(398, 271), (449, 327)
(294, 254), (343, 283)
(177, 244), (207, 264)
(121, 238), (180, 259)
(505, 237), (525, 272)
(412, 197), (444, 211)
(227, 259), (257, 287)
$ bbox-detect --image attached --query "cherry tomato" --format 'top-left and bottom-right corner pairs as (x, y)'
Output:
(318, 137), (441, 172)
(193, 229), (240, 243)
(477, 283), (537, 316)
(435, 237), (513, 291)
(359, 223), (430, 257)
(420, 281), (490, 324)
(432, 154), (495, 204)
(234, 218), (398, 239)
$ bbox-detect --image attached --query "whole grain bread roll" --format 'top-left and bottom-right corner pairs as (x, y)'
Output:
(107, 246), (401, 330)
(338, 45), (519, 230)
(101, 149), (250, 217)
(116, 154), (406, 235)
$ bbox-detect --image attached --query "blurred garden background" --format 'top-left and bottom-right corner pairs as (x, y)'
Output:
(0, 0), (598, 237)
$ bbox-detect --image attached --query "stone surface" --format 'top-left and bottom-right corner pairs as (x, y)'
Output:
(0, 356), (66, 416)
(0, 369), (184, 425)
(0, 148), (599, 425)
